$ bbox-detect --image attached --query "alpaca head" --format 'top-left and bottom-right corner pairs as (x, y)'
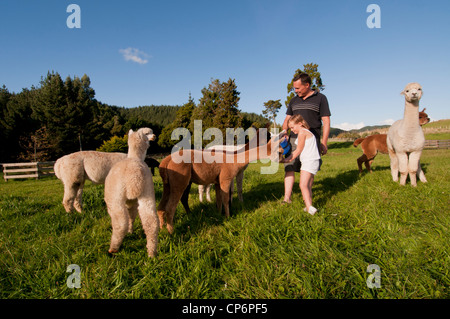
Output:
(268, 130), (286, 162)
(419, 108), (430, 126)
(401, 82), (423, 103)
(128, 127), (156, 160)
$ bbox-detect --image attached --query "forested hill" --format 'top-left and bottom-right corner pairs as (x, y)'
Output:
(119, 105), (180, 128)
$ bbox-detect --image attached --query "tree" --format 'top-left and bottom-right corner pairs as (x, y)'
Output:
(190, 78), (242, 147)
(262, 99), (282, 128)
(285, 63), (325, 107)
(18, 126), (55, 162)
(158, 94), (195, 149)
(31, 71), (99, 157)
(0, 86), (38, 162)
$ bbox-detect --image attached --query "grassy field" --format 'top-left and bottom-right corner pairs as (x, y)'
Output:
(0, 142), (449, 299)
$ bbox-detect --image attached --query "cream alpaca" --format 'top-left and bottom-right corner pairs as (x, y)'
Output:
(55, 151), (127, 213)
(353, 108), (429, 174)
(157, 130), (283, 234)
(387, 83), (427, 186)
(104, 128), (159, 257)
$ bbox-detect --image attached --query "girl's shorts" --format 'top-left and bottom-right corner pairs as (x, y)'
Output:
(300, 159), (320, 175)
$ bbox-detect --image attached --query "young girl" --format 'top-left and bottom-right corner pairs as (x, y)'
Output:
(281, 114), (321, 215)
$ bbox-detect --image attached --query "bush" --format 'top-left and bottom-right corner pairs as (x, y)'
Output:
(96, 135), (128, 153)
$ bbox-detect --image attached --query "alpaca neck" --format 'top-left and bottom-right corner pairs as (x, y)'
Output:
(239, 141), (273, 164)
(402, 100), (420, 129)
(128, 147), (146, 161)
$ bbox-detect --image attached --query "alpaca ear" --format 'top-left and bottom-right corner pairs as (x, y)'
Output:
(400, 90), (405, 96)
(128, 129), (134, 136)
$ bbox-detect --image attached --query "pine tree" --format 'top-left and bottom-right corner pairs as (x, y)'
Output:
(158, 94), (196, 149)
(190, 78), (242, 147)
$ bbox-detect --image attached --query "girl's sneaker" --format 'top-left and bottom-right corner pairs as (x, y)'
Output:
(308, 206), (317, 215)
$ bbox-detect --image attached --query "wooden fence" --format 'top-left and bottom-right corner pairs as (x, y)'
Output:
(424, 140), (450, 149)
(2, 161), (55, 182)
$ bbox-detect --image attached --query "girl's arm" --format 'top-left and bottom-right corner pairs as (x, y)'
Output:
(282, 132), (307, 163)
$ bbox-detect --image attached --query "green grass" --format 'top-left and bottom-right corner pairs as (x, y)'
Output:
(0, 143), (449, 299)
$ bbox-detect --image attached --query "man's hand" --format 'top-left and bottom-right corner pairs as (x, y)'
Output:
(320, 143), (328, 155)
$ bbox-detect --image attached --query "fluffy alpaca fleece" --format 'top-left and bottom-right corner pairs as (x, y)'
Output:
(353, 108), (429, 174)
(55, 151), (127, 213)
(199, 144), (247, 203)
(104, 128), (159, 257)
(157, 131), (283, 234)
(386, 83), (428, 186)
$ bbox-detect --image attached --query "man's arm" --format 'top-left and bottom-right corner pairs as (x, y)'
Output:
(320, 116), (330, 155)
(282, 115), (292, 133)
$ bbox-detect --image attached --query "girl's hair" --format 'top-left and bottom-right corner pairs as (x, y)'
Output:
(288, 114), (310, 129)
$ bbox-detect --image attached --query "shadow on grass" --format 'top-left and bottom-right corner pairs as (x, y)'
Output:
(328, 141), (354, 149)
(171, 181), (285, 239)
(313, 169), (360, 209)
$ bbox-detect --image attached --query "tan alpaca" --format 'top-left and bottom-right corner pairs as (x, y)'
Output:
(199, 144), (247, 203)
(387, 83), (427, 186)
(353, 108), (429, 174)
(55, 151), (127, 213)
(104, 128), (159, 257)
(157, 130), (283, 234)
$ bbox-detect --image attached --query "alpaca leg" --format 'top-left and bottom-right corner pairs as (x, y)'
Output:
(236, 170), (244, 202)
(367, 159), (375, 173)
(417, 160), (427, 183)
(180, 182), (192, 214)
(198, 185), (205, 203)
(408, 151), (423, 187)
(62, 182), (80, 213)
(357, 154), (367, 174)
(230, 178), (234, 204)
(165, 191), (186, 234)
(219, 180), (232, 218)
(206, 184), (212, 202)
(215, 182), (223, 214)
(157, 183), (171, 230)
(126, 199), (138, 233)
(73, 182), (84, 213)
(388, 149), (399, 182)
(138, 197), (159, 258)
(397, 153), (409, 186)
(108, 205), (129, 254)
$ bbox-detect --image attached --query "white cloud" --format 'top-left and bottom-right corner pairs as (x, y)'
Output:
(381, 119), (395, 125)
(119, 47), (151, 64)
(334, 122), (365, 131)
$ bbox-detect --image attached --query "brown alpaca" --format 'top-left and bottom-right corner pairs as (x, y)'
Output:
(353, 108), (429, 174)
(157, 130), (283, 234)
(353, 134), (388, 173)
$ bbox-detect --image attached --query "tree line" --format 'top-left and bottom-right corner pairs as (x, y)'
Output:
(0, 72), (267, 163)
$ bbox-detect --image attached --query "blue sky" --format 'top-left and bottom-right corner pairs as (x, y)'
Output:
(1, 0), (449, 130)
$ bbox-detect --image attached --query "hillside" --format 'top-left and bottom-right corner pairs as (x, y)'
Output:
(330, 119), (450, 139)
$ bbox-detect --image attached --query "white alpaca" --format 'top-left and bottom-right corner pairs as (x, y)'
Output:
(387, 83), (428, 186)
(104, 128), (159, 257)
(55, 151), (127, 213)
(198, 144), (247, 203)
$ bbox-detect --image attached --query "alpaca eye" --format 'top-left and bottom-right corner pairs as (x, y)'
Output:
(406, 90), (409, 93)
(418, 88), (422, 90)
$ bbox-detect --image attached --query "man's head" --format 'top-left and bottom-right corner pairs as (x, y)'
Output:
(293, 73), (312, 97)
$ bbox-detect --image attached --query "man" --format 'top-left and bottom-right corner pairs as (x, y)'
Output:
(281, 73), (331, 203)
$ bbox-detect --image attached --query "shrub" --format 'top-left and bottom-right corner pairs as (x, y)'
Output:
(96, 135), (128, 153)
